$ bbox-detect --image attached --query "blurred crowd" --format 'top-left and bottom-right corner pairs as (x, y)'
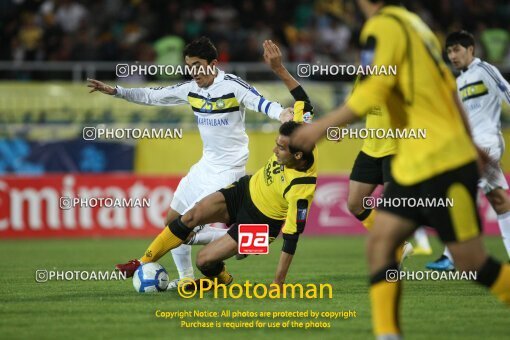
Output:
(1, 0), (510, 65)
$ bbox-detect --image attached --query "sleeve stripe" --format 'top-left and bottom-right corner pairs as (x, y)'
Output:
(225, 75), (251, 89)
(283, 177), (317, 198)
(478, 62), (510, 102)
(264, 101), (272, 114)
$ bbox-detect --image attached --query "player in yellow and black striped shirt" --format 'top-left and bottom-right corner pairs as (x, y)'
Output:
(133, 118), (317, 288)
(292, 0), (510, 338)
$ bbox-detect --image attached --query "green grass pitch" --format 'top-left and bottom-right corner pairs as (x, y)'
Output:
(1, 236), (509, 340)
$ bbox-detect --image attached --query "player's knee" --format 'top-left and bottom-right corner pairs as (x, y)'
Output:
(347, 197), (363, 216)
(366, 229), (399, 261)
(164, 209), (180, 226)
(182, 207), (203, 227)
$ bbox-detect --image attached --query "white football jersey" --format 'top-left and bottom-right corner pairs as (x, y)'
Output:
(114, 69), (283, 170)
(456, 57), (510, 148)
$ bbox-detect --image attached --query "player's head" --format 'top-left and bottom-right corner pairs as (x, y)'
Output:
(274, 121), (314, 170)
(445, 31), (475, 70)
(184, 36), (218, 88)
(357, 0), (401, 18)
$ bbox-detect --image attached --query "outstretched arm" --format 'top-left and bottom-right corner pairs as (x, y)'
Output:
(87, 78), (190, 106)
(263, 40), (299, 92)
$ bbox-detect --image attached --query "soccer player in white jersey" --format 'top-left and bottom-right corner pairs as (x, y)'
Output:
(87, 37), (292, 280)
(427, 30), (510, 271)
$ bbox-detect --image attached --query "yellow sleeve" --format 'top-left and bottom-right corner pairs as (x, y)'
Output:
(346, 15), (405, 116)
(282, 183), (316, 235)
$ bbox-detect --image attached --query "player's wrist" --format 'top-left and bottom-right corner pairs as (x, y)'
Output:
(272, 65), (286, 74)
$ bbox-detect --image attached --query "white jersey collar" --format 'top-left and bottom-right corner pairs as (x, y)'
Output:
(463, 57), (481, 73)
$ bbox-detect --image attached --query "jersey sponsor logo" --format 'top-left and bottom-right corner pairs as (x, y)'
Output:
(238, 224), (269, 254)
(264, 160), (283, 186)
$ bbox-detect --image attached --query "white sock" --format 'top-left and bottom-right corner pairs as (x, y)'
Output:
(413, 228), (431, 250)
(443, 247), (453, 263)
(497, 211), (510, 259)
(170, 244), (194, 279)
(189, 225), (228, 245)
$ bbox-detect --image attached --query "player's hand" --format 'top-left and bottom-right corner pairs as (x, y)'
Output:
(87, 78), (117, 95)
(290, 121), (326, 152)
(279, 107), (294, 123)
(263, 40), (284, 72)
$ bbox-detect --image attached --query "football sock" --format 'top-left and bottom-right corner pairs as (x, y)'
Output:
(171, 244), (194, 279)
(370, 262), (402, 336)
(188, 225), (229, 245)
(140, 216), (191, 263)
(476, 256), (510, 304)
(496, 211), (510, 259)
(216, 267), (233, 285)
(413, 228), (431, 250)
(355, 209), (374, 230)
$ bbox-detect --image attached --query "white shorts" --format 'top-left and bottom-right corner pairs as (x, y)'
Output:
(170, 159), (246, 214)
(478, 144), (509, 194)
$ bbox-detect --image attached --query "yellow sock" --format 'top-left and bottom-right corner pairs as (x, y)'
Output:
(370, 275), (401, 336)
(215, 267), (233, 285)
(395, 243), (408, 263)
(490, 264), (510, 304)
(140, 227), (184, 263)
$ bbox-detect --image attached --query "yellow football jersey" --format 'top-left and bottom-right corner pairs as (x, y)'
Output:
(346, 5), (477, 185)
(249, 147), (318, 235)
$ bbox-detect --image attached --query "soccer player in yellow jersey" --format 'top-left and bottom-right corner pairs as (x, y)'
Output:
(348, 85), (431, 258)
(292, 0), (510, 338)
(117, 119), (317, 286)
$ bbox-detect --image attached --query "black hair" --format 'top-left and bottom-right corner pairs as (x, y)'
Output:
(445, 31), (475, 50)
(183, 36), (218, 63)
(279, 121), (314, 168)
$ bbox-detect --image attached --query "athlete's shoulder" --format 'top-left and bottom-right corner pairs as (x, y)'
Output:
(160, 80), (195, 91)
(223, 73), (252, 89)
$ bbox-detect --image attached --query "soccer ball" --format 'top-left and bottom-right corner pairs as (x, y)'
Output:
(132, 262), (169, 292)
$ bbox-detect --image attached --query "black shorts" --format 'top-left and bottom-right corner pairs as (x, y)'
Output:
(379, 161), (482, 243)
(218, 175), (284, 242)
(350, 151), (393, 185)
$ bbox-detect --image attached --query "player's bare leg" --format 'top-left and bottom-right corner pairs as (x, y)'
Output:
(447, 237), (510, 304)
(348, 180), (378, 229)
(366, 210), (417, 338)
(429, 187), (510, 271)
(350, 180), (414, 266)
(193, 234), (239, 286)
